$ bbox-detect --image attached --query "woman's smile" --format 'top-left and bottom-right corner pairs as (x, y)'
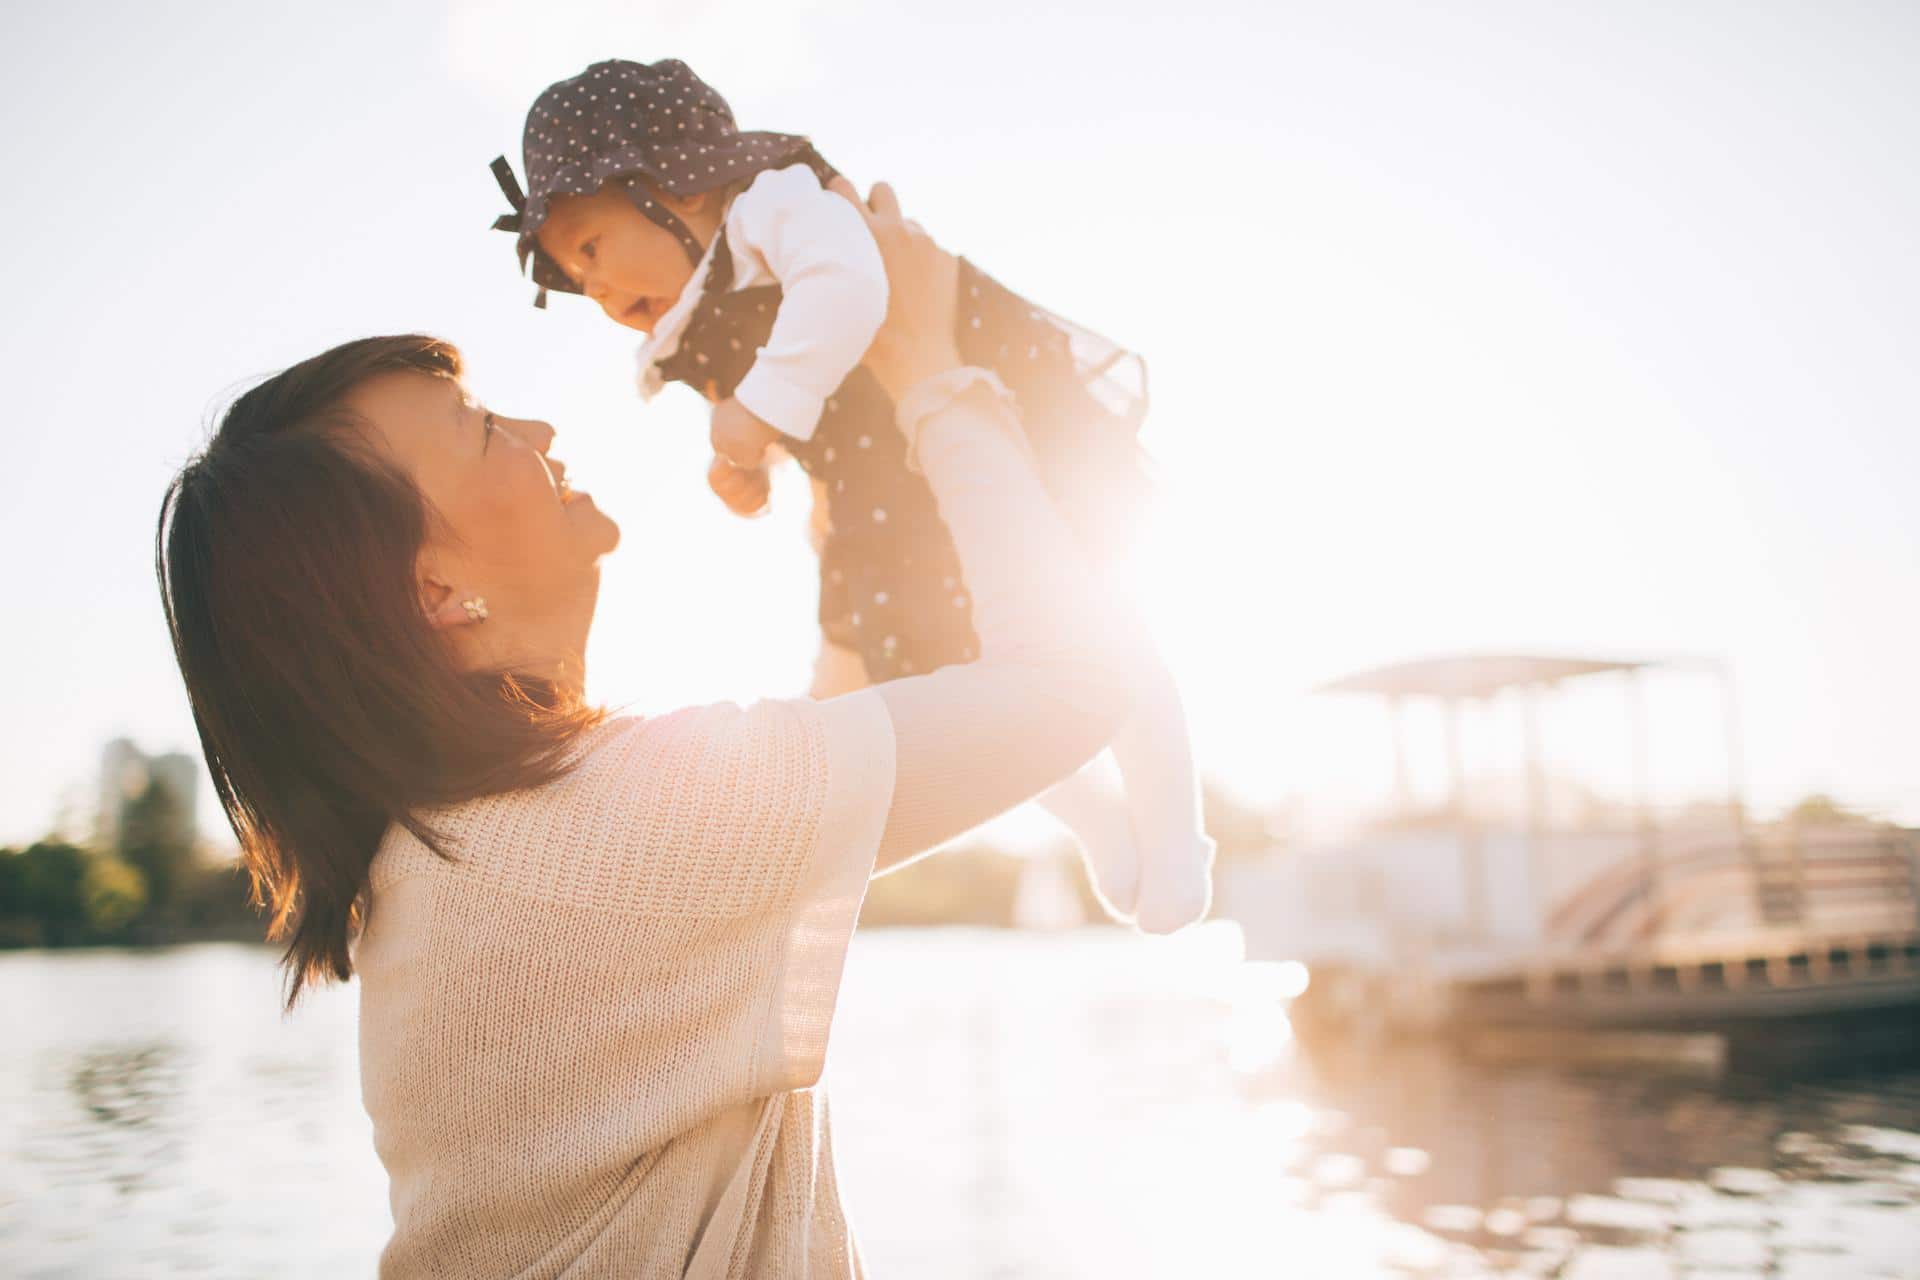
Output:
(541, 451), (584, 505)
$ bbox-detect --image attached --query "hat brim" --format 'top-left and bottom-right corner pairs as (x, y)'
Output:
(514, 132), (816, 286)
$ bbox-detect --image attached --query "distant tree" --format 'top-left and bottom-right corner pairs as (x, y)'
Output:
(0, 841), (92, 946)
(859, 843), (1026, 927)
(118, 779), (196, 922)
(178, 861), (264, 937)
(1784, 793), (1879, 828)
(0, 848), (31, 946)
(82, 856), (147, 933)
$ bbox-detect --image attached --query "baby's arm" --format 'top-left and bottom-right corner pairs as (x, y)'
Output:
(712, 166), (889, 463)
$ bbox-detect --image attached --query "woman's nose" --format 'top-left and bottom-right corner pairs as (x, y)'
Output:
(500, 415), (556, 454)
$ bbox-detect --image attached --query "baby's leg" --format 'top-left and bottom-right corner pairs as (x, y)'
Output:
(1110, 638), (1215, 934)
(821, 630), (1144, 923)
(1035, 753), (1141, 920)
(810, 637), (871, 700)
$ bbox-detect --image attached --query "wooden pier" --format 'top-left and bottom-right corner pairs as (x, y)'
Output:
(1232, 652), (1920, 1064)
(1459, 924), (1920, 1028)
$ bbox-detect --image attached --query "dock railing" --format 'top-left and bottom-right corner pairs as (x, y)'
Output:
(1747, 825), (1920, 934)
(1540, 822), (1918, 954)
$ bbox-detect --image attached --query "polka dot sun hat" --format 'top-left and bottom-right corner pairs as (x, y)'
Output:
(490, 58), (819, 308)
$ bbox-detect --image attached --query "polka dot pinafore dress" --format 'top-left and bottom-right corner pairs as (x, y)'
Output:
(654, 168), (1153, 684)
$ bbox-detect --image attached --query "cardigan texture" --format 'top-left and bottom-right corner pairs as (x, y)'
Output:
(356, 691), (895, 1278)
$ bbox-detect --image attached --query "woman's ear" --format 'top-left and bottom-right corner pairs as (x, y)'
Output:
(419, 574), (480, 631)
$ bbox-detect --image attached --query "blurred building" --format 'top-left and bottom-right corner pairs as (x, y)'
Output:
(96, 738), (199, 849)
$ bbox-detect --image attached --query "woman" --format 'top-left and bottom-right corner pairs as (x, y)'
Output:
(156, 182), (1138, 1278)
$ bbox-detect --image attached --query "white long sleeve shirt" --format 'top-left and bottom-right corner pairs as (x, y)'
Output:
(637, 163), (889, 440)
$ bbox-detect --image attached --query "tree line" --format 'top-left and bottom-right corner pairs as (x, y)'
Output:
(1, 776), (1287, 946)
(0, 779), (259, 948)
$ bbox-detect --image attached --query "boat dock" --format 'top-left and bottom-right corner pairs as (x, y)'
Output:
(1220, 652), (1920, 1065)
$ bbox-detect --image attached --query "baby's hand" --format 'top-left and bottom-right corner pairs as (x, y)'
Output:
(707, 454), (771, 518)
(710, 397), (782, 470)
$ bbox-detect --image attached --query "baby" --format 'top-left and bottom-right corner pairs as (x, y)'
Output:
(490, 58), (1212, 931)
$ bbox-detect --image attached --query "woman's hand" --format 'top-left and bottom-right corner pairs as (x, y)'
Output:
(825, 178), (963, 403)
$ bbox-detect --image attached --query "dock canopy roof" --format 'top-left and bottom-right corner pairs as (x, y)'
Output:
(1317, 654), (1663, 700)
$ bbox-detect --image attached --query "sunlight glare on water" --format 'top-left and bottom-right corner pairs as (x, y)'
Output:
(4, 932), (1920, 1277)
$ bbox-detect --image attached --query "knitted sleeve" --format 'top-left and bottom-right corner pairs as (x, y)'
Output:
(743, 691), (894, 1094)
(547, 692), (895, 1097)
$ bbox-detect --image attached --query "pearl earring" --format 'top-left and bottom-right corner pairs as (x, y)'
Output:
(461, 597), (489, 623)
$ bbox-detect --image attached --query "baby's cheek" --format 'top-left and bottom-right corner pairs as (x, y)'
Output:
(596, 292), (653, 333)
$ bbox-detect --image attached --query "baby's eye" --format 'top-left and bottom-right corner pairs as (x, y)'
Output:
(580, 237), (599, 261)
(483, 412), (497, 450)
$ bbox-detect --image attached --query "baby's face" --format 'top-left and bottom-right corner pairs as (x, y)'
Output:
(536, 185), (721, 333)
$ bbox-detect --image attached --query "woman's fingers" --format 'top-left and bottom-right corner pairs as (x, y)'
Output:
(824, 176), (909, 238)
(818, 175), (962, 399)
(825, 175), (865, 214)
(866, 181), (901, 219)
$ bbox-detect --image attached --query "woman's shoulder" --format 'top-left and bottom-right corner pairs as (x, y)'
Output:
(367, 697), (881, 905)
(569, 699), (828, 789)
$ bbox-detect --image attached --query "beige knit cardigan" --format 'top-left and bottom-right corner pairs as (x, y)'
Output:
(356, 691), (895, 1278)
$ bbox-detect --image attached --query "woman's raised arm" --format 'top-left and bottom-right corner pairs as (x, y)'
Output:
(820, 181), (1141, 870)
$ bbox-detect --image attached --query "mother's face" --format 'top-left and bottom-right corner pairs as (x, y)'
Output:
(345, 369), (619, 668)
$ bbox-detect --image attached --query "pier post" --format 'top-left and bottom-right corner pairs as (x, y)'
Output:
(1717, 662), (1766, 923)
(1626, 668), (1660, 937)
(1788, 824), (1810, 925)
(1522, 682), (1549, 946)
(1902, 830), (1920, 928)
(1445, 696), (1488, 940)
(1389, 694), (1413, 819)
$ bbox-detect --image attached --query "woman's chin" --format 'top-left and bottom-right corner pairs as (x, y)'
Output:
(574, 500), (621, 555)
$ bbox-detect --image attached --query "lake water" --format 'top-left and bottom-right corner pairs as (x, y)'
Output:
(3, 928), (1918, 1278)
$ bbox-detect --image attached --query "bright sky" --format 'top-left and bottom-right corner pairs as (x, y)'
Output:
(2, 0), (1916, 846)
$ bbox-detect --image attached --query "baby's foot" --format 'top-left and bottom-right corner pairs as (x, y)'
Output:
(1080, 828), (1141, 922)
(1035, 767), (1141, 921)
(1131, 834), (1215, 935)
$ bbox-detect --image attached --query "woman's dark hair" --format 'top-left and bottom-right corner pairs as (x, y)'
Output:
(157, 335), (602, 1005)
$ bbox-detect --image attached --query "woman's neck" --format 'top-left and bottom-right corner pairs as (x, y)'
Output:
(460, 616), (590, 698)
